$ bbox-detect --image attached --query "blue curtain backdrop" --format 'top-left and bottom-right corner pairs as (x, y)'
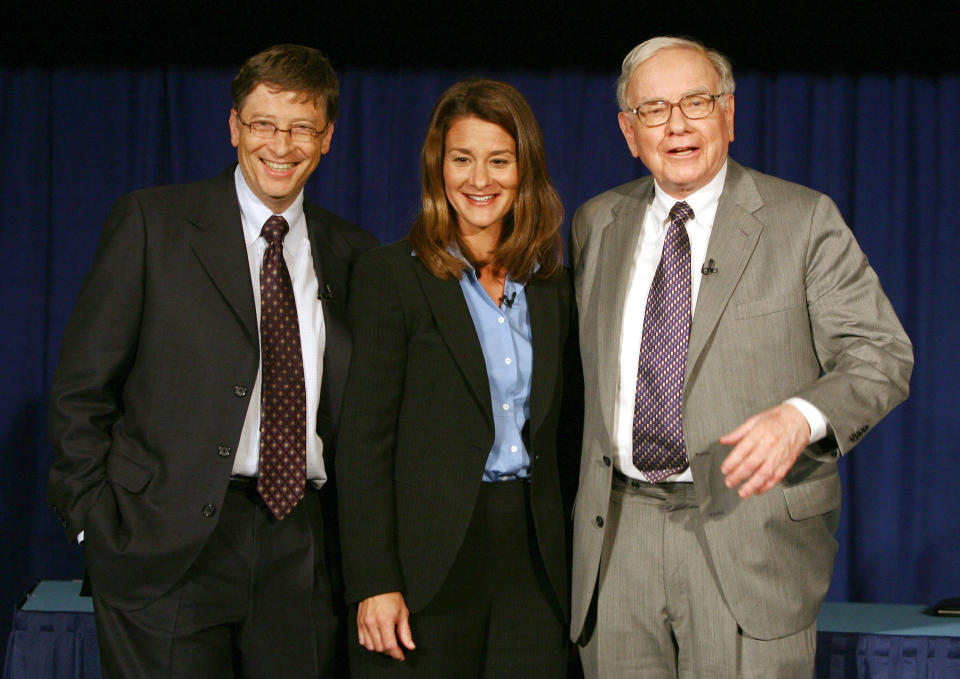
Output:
(2, 66), (958, 641)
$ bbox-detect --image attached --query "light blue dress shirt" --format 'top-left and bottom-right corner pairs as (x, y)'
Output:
(458, 268), (534, 482)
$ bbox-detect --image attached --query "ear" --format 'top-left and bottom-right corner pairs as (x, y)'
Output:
(617, 111), (641, 158)
(722, 94), (735, 142)
(229, 109), (241, 149)
(320, 122), (335, 155)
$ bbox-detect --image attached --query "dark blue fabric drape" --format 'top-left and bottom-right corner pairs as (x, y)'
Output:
(815, 631), (960, 678)
(3, 611), (100, 679)
(2, 66), (958, 643)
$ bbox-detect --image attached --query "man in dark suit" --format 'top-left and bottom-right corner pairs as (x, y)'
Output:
(570, 37), (913, 677)
(47, 44), (376, 678)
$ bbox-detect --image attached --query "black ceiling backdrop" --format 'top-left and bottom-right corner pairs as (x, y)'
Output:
(5, 1), (957, 74)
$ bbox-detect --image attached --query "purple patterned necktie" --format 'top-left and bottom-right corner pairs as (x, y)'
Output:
(633, 201), (694, 482)
(258, 215), (306, 519)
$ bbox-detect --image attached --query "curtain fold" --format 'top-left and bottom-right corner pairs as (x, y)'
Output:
(1, 66), (956, 641)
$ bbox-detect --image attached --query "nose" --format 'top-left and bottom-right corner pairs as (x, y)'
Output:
(470, 161), (491, 188)
(665, 103), (689, 134)
(267, 129), (295, 155)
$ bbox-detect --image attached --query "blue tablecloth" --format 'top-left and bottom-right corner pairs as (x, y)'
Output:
(3, 581), (100, 679)
(5, 582), (960, 678)
(815, 603), (960, 678)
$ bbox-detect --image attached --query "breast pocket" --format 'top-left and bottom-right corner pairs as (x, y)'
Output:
(736, 292), (805, 320)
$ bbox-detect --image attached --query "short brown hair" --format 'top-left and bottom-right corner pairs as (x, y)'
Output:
(409, 78), (564, 281)
(231, 44), (339, 122)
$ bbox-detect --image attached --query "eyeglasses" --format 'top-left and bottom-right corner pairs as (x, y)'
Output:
(629, 93), (727, 128)
(236, 114), (328, 143)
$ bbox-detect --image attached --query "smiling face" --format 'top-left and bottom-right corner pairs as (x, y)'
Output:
(618, 47), (734, 199)
(228, 83), (334, 213)
(443, 116), (519, 241)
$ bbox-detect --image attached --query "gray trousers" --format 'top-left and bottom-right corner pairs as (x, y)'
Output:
(580, 475), (815, 679)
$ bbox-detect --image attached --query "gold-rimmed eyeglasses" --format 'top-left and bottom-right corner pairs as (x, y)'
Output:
(629, 93), (727, 128)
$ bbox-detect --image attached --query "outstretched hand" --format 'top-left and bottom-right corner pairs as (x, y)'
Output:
(719, 403), (811, 498)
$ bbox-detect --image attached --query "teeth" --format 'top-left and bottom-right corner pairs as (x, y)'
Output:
(264, 160), (296, 171)
(468, 195), (494, 203)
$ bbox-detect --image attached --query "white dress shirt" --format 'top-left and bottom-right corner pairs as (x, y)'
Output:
(614, 162), (827, 482)
(233, 166), (328, 486)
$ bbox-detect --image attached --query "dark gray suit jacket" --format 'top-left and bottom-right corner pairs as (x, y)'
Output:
(47, 167), (376, 610)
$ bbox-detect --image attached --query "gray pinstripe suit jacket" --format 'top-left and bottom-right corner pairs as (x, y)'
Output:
(569, 159), (913, 642)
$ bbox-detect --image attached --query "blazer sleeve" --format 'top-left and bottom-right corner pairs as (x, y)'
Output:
(336, 247), (408, 604)
(793, 193), (913, 456)
(47, 193), (147, 541)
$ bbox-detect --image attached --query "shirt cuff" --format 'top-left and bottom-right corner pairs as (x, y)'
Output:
(784, 397), (829, 443)
(77, 530), (84, 544)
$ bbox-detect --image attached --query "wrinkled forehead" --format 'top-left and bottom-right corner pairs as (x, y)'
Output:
(628, 48), (721, 101)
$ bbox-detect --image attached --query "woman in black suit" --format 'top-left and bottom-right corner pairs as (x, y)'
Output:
(336, 78), (574, 678)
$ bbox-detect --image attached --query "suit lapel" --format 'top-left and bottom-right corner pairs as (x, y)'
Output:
(596, 179), (653, 427)
(526, 275), (560, 443)
(686, 161), (764, 380)
(304, 203), (353, 448)
(188, 173), (258, 348)
(412, 263), (494, 428)
(305, 203), (352, 311)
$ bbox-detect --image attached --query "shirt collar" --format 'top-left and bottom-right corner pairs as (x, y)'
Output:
(447, 242), (533, 288)
(651, 159), (728, 231)
(234, 165), (307, 255)
(410, 242), (534, 289)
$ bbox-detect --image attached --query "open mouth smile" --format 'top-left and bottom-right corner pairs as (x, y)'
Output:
(262, 159), (298, 172)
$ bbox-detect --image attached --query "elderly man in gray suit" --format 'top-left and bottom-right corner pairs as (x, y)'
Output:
(570, 36), (913, 678)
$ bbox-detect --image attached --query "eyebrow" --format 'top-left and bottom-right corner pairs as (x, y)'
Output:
(446, 147), (515, 155)
(244, 112), (325, 126)
(638, 88), (713, 103)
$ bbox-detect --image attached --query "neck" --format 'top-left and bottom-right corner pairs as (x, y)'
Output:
(458, 221), (502, 264)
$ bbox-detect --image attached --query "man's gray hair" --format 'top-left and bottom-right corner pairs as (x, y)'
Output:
(616, 36), (736, 111)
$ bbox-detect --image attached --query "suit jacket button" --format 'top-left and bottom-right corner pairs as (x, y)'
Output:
(602, 456), (611, 466)
(234, 385), (248, 397)
(595, 516), (604, 528)
(217, 446), (232, 457)
(201, 504), (216, 517)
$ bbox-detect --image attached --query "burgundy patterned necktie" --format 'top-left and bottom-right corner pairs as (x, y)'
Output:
(258, 215), (306, 519)
(633, 201), (694, 482)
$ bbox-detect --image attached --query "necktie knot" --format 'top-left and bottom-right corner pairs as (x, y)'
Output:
(261, 215), (289, 246)
(669, 201), (694, 227)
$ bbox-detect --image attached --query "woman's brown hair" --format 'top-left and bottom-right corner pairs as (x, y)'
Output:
(409, 78), (564, 280)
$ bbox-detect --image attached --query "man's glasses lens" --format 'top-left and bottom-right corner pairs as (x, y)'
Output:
(244, 119), (321, 142)
(636, 94), (719, 127)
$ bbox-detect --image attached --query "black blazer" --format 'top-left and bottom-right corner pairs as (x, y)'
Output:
(336, 239), (573, 620)
(47, 167), (376, 610)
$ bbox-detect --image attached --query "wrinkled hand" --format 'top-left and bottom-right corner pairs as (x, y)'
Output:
(719, 404), (811, 498)
(357, 591), (416, 661)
